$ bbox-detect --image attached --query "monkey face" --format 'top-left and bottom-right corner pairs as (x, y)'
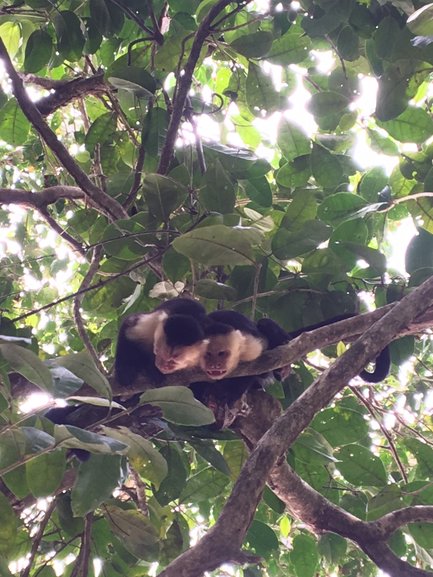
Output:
(200, 331), (244, 379)
(154, 340), (207, 374)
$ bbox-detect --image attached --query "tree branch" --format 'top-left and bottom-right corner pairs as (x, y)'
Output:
(157, 0), (253, 174)
(0, 40), (127, 222)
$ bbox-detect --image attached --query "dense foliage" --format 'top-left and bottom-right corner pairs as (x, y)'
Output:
(3, 0), (433, 576)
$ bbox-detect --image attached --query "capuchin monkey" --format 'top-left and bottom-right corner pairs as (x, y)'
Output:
(200, 310), (390, 384)
(200, 310), (267, 380)
(115, 298), (208, 386)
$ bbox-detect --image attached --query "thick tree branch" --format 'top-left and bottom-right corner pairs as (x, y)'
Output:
(23, 72), (108, 116)
(157, 274), (433, 577)
(0, 186), (85, 208)
(157, 0), (253, 174)
(0, 40), (127, 221)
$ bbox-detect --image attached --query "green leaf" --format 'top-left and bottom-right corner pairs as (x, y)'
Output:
(200, 159), (236, 214)
(155, 444), (188, 505)
(142, 174), (188, 222)
(89, 0), (125, 36)
(276, 156), (311, 188)
(53, 11), (86, 62)
(0, 343), (53, 392)
(50, 351), (111, 398)
(108, 66), (156, 97)
(378, 107), (433, 143)
(405, 438), (433, 478)
(195, 279), (237, 300)
(312, 400), (368, 447)
(290, 534), (319, 577)
(0, 101), (30, 146)
(308, 92), (349, 118)
(318, 193), (368, 225)
(267, 30), (311, 65)
(243, 177), (272, 207)
(408, 522), (433, 549)
(318, 533), (347, 565)
(0, 22), (20, 58)
(102, 215), (154, 261)
(246, 520), (279, 557)
(105, 505), (159, 559)
(26, 450), (66, 498)
(0, 493), (18, 554)
(311, 144), (344, 188)
(337, 25), (359, 61)
(230, 31), (273, 58)
(100, 426), (168, 488)
(54, 425), (127, 456)
(140, 386), (215, 426)
(272, 220), (331, 259)
(71, 454), (124, 516)
(405, 229), (433, 275)
(172, 225), (263, 266)
(179, 467), (228, 503)
(85, 112), (117, 154)
(335, 444), (387, 486)
(277, 120), (311, 162)
(24, 30), (53, 73)
(188, 439), (231, 476)
(246, 62), (279, 116)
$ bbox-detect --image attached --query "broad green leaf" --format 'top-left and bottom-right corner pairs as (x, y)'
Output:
(276, 156), (311, 188)
(311, 144), (344, 189)
(195, 279), (237, 300)
(278, 120), (311, 162)
(0, 343), (53, 392)
(105, 505), (159, 559)
(140, 386), (215, 426)
(0, 101), (30, 146)
(71, 454), (124, 516)
(102, 216), (154, 261)
(318, 193), (368, 224)
(179, 467), (228, 503)
(267, 30), (311, 65)
(308, 92), (349, 118)
(290, 534), (319, 577)
(100, 426), (168, 488)
(26, 450), (66, 498)
(155, 444), (188, 505)
(172, 225), (263, 266)
(89, 0), (124, 36)
(54, 425), (128, 455)
(230, 31), (273, 58)
(246, 63), (279, 116)
(50, 351), (111, 397)
(375, 65), (410, 121)
(53, 11), (86, 62)
(405, 229), (433, 275)
(24, 30), (53, 73)
(335, 444), (387, 486)
(142, 174), (188, 222)
(0, 493), (18, 554)
(378, 107), (433, 143)
(272, 220), (331, 259)
(85, 112), (117, 154)
(337, 25), (359, 61)
(223, 440), (248, 479)
(312, 400), (368, 447)
(56, 493), (84, 537)
(188, 439), (231, 476)
(200, 158), (236, 214)
(0, 22), (20, 58)
(246, 520), (279, 557)
(243, 177), (272, 207)
(108, 66), (156, 97)
(404, 438), (433, 478)
(318, 533), (347, 565)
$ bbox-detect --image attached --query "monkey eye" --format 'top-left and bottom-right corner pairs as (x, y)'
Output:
(218, 351), (228, 358)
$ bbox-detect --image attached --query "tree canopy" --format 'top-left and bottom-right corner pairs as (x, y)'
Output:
(3, 0), (433, 576)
